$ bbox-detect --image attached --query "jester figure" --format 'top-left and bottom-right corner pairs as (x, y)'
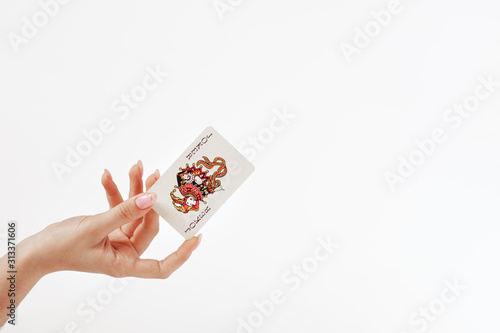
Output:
(170, 156), (227, 213)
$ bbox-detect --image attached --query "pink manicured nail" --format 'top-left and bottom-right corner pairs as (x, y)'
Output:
(155, 169), (160, 179)
(137, 160), (144, 178)
(194, 234), (203, 250)
(135, 192), (157, 209)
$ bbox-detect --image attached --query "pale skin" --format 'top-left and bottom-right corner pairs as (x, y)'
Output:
(0, 161), (202, 326)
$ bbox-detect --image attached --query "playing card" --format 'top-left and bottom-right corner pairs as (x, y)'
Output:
(149, 126), (255, 239)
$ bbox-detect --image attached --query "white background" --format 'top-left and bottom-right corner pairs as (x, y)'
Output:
(1, 0), (500, 332)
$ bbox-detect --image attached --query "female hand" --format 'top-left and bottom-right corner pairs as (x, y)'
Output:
(1, 161), (202, 325)
(25, 161), (202, 279)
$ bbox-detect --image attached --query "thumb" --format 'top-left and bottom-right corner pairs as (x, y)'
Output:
(90, 192), (157, 238)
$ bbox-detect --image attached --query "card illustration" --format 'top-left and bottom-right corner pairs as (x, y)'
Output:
(149, 126), (254, 239)
(171, 156), (227, 213)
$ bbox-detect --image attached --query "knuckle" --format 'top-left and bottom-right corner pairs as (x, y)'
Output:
(108, 263), (127, 278)
(158, 262), (172, 279)
(115, 203), (134, 222)
(146, 222), (160, 235)
(87, 225), (101, 240)
(160, 270), (172, 279)
(75, 216), (100, 240)
(109, 268), (124, 278)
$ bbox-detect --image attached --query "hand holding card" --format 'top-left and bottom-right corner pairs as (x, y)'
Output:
(148, 127), (255, 239)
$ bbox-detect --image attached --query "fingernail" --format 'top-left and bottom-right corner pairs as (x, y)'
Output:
(135, 192), (157, 210)
(137, 160), (144, 178)
(155, 169), (160, 179)
(104, 169), (113, 181)
(194, 234), (202, 250)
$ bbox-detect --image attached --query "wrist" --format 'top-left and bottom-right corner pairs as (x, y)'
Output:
(17, 236), (52, 280)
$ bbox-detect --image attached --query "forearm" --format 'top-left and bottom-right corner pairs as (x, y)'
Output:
(0, 238), (46, 326)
